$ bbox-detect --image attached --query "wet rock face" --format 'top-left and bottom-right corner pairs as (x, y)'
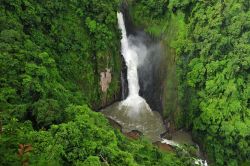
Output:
(135, 31), (165, 114)
(100, 68), (112, 93)
(121, 57), (128, 100)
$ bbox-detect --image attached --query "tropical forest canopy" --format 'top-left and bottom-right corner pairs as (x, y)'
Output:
(0, 0), (187, 165)
(0, 0), (249, 166)
(130, 0), (249, 165)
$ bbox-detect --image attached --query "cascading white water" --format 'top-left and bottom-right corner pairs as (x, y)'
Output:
(161, 139), (208, 166)
(117, 12), (151, 114)
(117, 12), (140, 97)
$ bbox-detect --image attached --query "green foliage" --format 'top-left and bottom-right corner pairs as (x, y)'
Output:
(0, 119), (33, 165)
(171, 1), (250, 165)
(168, 0), (194, 12)
(130, 0), (250, 165)
(0, 1), (188, 165)
(0, 105), (185, 165)
(80, 156), (101, 166)
(129, 0), (170, 37)
(0, 0), (121, 129)
(133, 0), (168, 18)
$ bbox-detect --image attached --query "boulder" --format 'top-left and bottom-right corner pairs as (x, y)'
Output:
(153, 141), (174, 152)
(125, 130), (142, 140)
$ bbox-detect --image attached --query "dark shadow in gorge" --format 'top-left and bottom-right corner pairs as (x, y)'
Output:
(136, 33), (165, 114)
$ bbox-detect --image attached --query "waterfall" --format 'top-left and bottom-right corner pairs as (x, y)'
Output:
(102, 12), (165, 142)
(102, 13), (208, 166)
(117, 12), (151, 114)
(117, 12), (140, 97)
